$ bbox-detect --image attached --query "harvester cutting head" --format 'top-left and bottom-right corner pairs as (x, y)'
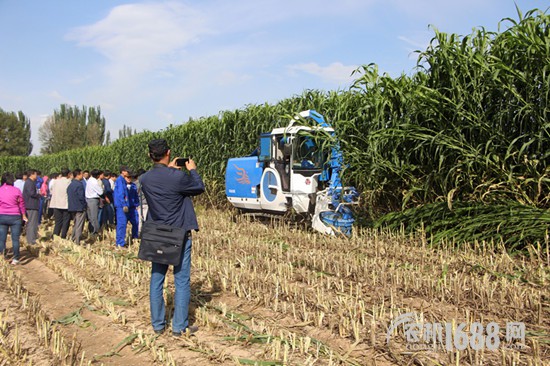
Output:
(297, 111), (359, 236)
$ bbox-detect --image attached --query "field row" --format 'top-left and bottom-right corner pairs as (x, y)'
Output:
(0, 208), (547, 365)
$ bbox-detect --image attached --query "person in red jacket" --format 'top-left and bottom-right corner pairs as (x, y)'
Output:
(0, 172), (28, 265)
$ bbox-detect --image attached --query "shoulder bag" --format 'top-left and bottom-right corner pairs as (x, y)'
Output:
(138, 221), (186, 266)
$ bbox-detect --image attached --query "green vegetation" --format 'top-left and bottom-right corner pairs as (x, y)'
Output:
(0, 109), (32, 156)
(0, 8), (548, 248)
(38, 104), (108, 154)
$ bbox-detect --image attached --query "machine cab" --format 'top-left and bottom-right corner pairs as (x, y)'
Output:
(226, 110), (334, 215)
(260, 116), (333, 213)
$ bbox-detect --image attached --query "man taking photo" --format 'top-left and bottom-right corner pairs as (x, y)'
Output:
(139, 139), (204, 336)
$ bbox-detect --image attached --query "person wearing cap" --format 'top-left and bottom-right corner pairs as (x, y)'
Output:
(139, 139), (204, 336)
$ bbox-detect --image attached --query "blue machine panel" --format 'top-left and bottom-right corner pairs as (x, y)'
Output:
(226, 157), (263, 198)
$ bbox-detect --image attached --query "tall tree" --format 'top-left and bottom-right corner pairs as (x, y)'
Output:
(0, 109), (32, 156)
(105, 130), (111, 146)
(118, 124), (137, 139)
(39, 104), (107, 154)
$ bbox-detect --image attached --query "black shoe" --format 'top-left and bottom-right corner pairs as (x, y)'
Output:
(172, 325), (199, 337)
(154, 328), (165, 335)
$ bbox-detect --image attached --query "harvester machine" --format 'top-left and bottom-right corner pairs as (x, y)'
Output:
(225, 110), (359, 236)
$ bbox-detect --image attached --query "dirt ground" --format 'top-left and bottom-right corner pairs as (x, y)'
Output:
(0, 210), (548, 365)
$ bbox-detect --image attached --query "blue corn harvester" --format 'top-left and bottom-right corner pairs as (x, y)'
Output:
(225, 110), (359, 236)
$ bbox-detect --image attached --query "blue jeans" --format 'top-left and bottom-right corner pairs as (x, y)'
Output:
(0, 215), (22, 260)
(150, 234), (192, 333)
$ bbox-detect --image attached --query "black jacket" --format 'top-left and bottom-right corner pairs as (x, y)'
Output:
(67, 179), (87, 212)
(140, 164), (205, 232)
(23, 179), (41, 210)
(102, 178), (113, 202)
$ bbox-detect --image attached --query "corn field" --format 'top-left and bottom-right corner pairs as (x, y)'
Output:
(1, 9), (548, 247)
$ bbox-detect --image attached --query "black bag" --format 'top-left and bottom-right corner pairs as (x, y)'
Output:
(138, 221), (186, 266)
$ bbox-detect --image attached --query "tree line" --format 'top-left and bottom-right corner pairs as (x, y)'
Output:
(0, 104), (138, 156)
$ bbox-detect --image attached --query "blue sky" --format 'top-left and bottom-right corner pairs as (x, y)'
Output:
(0, 0), (544, 154)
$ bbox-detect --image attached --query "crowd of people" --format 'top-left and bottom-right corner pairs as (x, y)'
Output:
(0, 138), (204, 337)
(0, 165), (148, 264)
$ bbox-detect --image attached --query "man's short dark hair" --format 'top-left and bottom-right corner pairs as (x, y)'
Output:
(90, 169), (103, 179)
(15, 172), (23, 180)
(148, 139), (170, 162)
(60, 168), (70, 177)
(73, 169), (82, 177)
(1, 173), (15, 186)
(83, 170), (90, 174)
(119, 165), (129, 174)
(104, 170), (111, 177)
(26, 169), (37, 177)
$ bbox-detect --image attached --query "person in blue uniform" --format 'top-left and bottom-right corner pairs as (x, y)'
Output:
(114, 170), (139, 248)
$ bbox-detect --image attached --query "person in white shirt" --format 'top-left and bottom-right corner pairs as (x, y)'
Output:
(48, 173), (57, 191)
(45, 172), (59, 220)
(13, 172), (27, 193)
(49, 169), (71, 238)
(109, 173), (116, 190)
(85, 169), (104, 236)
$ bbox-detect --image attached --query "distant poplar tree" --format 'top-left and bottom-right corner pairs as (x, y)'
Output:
(105, 130), (111, 146)
(39, 104), (107, 154)
(0, 108), (32, 156)
(118, 124), (137, 139)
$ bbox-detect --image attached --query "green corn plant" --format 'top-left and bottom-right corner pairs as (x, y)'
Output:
(0, 8), (548, 248)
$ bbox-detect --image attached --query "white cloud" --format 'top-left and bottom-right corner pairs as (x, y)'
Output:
(288, 62), (357, 84)
(67, 2), (209, 62)
(65, 1), (212, 97)
(65, 1), (374, 82)
(62, 0), (376, 129)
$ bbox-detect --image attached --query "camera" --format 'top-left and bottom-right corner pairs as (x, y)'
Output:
(175, 156), (192, 166)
